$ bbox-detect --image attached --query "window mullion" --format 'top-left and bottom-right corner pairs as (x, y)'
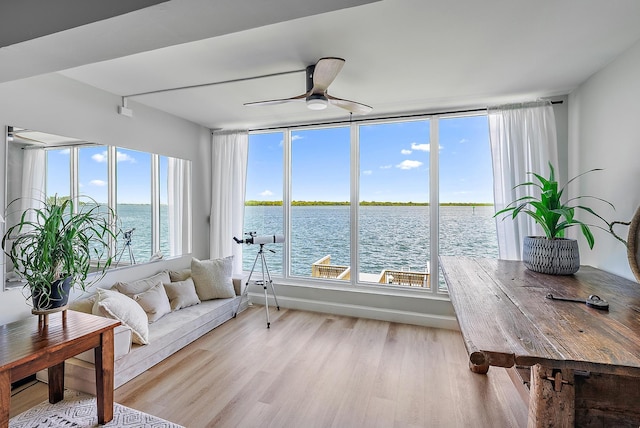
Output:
(429, 117), (439, 294)
(283, 129), (291, 279)
(151, 154), (160, 254)
(70, 147), (79, 212)
(350, 122), (359, 286)
(108, 146), (117, 259)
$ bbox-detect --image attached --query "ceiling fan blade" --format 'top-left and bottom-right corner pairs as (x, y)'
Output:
(326, 93), (373, 114)
(311, 57), (345, 93)
(244, 91), (309, 107)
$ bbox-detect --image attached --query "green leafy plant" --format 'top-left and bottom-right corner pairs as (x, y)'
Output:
(2, 196), (117, 308)
(494, 162), (614, 249)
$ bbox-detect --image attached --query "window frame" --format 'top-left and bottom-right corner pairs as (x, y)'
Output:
(246, 112), (491, 296)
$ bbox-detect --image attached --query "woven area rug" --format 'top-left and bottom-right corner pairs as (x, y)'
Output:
(10, 390), (183, 428)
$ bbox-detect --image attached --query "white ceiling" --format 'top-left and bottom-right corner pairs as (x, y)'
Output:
(7, 0), (640, 130)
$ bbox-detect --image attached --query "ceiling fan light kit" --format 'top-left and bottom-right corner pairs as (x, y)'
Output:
(245, 57), (372, 114)
(306, 94), (328, 110)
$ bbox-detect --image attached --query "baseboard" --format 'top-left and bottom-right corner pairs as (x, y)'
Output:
(11, 374), (36, 391)
(247, 292), (458, 330)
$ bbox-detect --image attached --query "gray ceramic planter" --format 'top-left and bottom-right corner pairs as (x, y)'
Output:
(523, 236), (580, 275)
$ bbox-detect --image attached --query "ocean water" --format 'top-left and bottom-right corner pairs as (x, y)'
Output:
(242, 205), (499, 276)
(115, 204), (170, 264)
(112, 204), (499, 275)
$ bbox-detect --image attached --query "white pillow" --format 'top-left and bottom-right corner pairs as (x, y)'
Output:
(191, 256), (235, 300)
(92, 289), (149, 345)
(132, 282), (172, 323)
(69, 296), (97, 314)
(164, 277), (201, 311)
(114, 270), (171, 296)
(169, 268), (191, 282)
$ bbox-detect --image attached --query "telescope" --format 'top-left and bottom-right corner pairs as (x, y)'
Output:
(124, 228), (135, 240)
(233, 232), (284, 245)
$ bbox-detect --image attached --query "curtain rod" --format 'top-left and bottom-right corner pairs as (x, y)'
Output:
(21, 142), (97, 151)
(248, 100), (564, 133)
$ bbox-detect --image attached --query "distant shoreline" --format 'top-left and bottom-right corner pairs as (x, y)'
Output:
(245, 200), (493, 207)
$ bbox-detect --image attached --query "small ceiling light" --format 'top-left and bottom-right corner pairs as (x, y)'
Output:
(306, 94), (328, 110)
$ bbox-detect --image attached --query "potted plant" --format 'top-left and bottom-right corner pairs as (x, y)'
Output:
(2, 195), (117, 312)
(494, 162), (614, 275)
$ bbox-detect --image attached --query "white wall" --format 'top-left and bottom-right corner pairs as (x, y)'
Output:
(569, 39), (640, 279)
(0, 73), (212, 323)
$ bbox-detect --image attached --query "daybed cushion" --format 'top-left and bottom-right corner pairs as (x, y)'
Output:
(113, 270), (171, 295)
(164, 277), (200, 310)
(92, 289), (149, 345)
(191, 257), (235, 300)
(132, 282), (172, 323)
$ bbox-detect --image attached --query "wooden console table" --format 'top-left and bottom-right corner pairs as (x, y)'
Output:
(440, 256), (640, 427)
(0, 311), (120, 427)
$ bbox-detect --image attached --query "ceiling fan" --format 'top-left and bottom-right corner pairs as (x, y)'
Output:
(244, 57), (373, 114)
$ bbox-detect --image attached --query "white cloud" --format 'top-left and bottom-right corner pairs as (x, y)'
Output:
(280, 134), (303, 146)
(92, 152), (107, 163)
(397, 160), (423, 170)
(93, 151), (137, 163)
(380, 165), (393, 169)
(411, 142), (431, 151)
(116, 151), (136, 163)
(459, 138), (469, 144)
(260, 190), (274, 196)
(59, 148), (71, 155)
(90, 179), (107, 187)
(401, 149), (412, 155)
(362, 170), (373, 175)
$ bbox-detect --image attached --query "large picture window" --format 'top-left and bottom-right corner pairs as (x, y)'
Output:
(243, 114), (497, 294)
(437, 115), (497, 290)
(243, 132), (284, 274)
(358, 120), (431, 287)
(291, 127), (350, 278)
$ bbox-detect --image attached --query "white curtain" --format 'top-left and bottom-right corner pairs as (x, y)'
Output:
(20, 148), (46, 223)
(168, 157), (192, 256)
(488, 100), (558, 260)
(210, 130), (248, 275)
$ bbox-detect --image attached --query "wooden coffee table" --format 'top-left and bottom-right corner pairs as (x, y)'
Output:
(441, 256), (640, 427)
(0, 311), (120, 427)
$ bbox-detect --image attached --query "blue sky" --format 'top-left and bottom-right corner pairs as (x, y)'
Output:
(246, 114), (494, 203)
(46, 147), (168, 204)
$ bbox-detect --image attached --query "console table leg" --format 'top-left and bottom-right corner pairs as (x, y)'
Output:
(0, 370), (10, 427)
(527, 364), (574, 428)
(469, 351), (490, 374)
(48, 362), (65, 403)
(95, 329), (115, 424)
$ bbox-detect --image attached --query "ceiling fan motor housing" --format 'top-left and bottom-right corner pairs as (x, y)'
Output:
(306, 64), (317, 94)
(305, 64), (328, 109)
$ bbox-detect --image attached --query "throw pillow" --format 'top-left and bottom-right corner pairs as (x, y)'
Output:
(163, 277), (201, 311)
(69, 296), (97, 314)
(132, 282), (172, 323)
(191, 256), (235, 300)
(92, 289), (149, 345)
(169, 268), (191, 282)
(113, 270), (171, 296)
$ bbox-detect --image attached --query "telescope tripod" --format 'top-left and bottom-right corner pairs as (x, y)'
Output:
(234, 243), (280, 328)
(115, 230), (136, 267)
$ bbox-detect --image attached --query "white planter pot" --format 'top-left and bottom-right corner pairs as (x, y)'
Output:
(523, 236), (580, 275)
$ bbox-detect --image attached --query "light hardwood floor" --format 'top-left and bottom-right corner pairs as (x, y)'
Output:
(11, 306), (528, 427)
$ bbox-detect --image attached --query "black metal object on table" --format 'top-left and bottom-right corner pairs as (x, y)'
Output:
(546, 293), (609, 310)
